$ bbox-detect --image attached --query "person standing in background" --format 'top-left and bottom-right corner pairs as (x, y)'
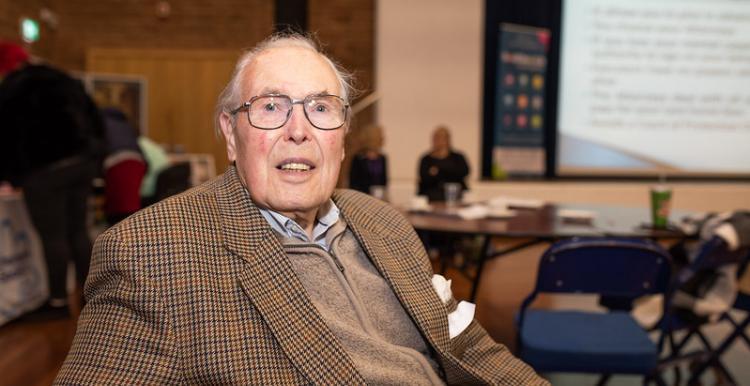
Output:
(418, 126), (470, 202)
(349, 124), (388, 196)
(0, 61), (104, 319)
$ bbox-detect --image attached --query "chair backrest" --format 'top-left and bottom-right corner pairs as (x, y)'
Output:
(533, 237), (672, 298)
(692, 236), (746, 271)
(517, 237), (672, 333)
(666, 236), (750, 313)
(153, 162), (191, 202)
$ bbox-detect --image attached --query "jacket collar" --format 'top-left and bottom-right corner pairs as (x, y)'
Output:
(215, 167), (364, 384)
(215, 167), (452, 375)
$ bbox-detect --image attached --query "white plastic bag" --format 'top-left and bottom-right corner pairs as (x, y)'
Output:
(0, 194), (48, 325)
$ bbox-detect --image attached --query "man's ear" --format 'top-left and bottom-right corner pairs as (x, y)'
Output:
(340, 125), (348, 162)
(219, 112), (237, 162)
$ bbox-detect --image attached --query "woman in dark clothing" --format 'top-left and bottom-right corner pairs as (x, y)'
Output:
(416, 126), (471, 266)
(349, 124), (388, 196)
(0, 64), (104, 319)
(418, 126), (469, 202)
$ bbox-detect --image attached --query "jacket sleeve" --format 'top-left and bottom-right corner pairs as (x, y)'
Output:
(436, 270), (547, 384)
(392, 204), (547, 385)
(446, 317), (549, 385)
(55, 229), (181, 385)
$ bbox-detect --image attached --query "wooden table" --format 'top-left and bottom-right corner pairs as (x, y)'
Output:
(405, 202), (689, 301)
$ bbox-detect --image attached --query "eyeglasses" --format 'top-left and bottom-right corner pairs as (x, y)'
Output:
(230, 93), (349, 130)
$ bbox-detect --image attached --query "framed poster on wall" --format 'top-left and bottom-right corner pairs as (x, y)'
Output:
(80, 73), (148, 135)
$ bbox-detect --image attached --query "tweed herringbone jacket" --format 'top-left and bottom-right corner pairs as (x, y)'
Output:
(56, 167), (548, 385)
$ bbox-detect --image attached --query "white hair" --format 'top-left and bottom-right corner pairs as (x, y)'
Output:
(214, 32), (355, 136)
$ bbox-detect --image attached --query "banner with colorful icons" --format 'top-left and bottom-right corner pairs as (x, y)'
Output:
(493, 23), (549, 178)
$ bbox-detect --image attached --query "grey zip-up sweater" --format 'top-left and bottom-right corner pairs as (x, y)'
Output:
(278, 219), (445, 385)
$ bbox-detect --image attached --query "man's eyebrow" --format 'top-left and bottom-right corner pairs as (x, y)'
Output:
(257, 88), (283, 96)
(254, 89), (333, 97)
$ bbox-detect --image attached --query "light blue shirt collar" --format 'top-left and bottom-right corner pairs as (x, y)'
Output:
(259, 200), (340, 250)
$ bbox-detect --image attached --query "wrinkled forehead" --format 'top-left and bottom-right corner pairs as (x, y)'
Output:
(241, 47), (341, 100)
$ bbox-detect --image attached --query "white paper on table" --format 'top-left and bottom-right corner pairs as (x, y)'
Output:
(489, 196), (545, 209)
(557, 208), (597, 221)
(456, 204), (489, 220)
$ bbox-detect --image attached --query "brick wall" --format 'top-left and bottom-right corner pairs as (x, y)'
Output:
(0, 0), (56, 62)
(1, 0), (374, 86)
(1, 0), (375, 186)
(45, 0), (274, 69)
(309, 0), (376, 186)
(309, 0), (374, 99)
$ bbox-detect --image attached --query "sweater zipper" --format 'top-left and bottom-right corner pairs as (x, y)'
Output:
(286, 244), (345, 273)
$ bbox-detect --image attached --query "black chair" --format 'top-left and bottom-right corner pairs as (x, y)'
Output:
(516, 237), (672, 385)
(143, 162), (191, 206)
(687, 289), (750, 385)
(657, 240), (750, 385)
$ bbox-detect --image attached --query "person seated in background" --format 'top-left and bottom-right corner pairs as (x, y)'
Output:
(101, 107), (147, 224)
(417, 126), (472, 266)
(56, 32), (547, 385)
(0, 58), (104, 320)
(418, 126), (470, 202)
(349, 123), (388, 197)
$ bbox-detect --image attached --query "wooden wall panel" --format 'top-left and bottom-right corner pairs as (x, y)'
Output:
(86, 48), (239, 172)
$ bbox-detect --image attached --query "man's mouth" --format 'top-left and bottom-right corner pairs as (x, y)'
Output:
(277, 160), (314, 172)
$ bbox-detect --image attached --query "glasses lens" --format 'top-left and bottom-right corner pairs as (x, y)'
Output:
(304, 95), (347, 129)
(248, 96), (291, 129)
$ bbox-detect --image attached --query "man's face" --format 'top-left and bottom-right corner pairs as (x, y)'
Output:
(432, 129), (450, 153)
(220, 47), (346, 220)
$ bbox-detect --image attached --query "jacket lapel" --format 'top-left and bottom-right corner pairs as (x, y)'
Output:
(215, 168), (363, 385)
(334, 191), (452, 354)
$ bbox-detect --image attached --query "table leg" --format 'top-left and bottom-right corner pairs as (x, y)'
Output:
(469, 237), (544, 302)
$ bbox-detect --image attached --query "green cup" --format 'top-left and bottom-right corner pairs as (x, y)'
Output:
(650, 186), (672, 229)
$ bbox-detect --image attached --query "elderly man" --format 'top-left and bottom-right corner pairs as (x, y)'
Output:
(56, 33), (547, 385)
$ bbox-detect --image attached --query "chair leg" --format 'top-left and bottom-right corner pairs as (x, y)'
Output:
(687, 363), (737, 386)
(595, 374), (611, 386)
(643, 370), (668, 386)
(694, 329), (714, 351)
(671, 367), (681, 386)
(727, 315), (750, 348)
(667, 333), (682, 386)
(686, 316), (747, 386)
(673, 328), (697, 355)
(713, 363), (738, 386)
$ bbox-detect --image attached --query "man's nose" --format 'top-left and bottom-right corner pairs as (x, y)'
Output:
(283, 104), (312, 144)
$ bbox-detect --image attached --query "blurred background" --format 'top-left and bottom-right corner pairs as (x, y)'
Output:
(1, 1), (749, 385)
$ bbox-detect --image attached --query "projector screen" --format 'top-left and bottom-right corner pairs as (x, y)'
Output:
(557, 0), (750, 177)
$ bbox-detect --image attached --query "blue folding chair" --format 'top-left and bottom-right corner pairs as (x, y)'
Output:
(657, 240), (750, 385)
(516, 237), (672, 385)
